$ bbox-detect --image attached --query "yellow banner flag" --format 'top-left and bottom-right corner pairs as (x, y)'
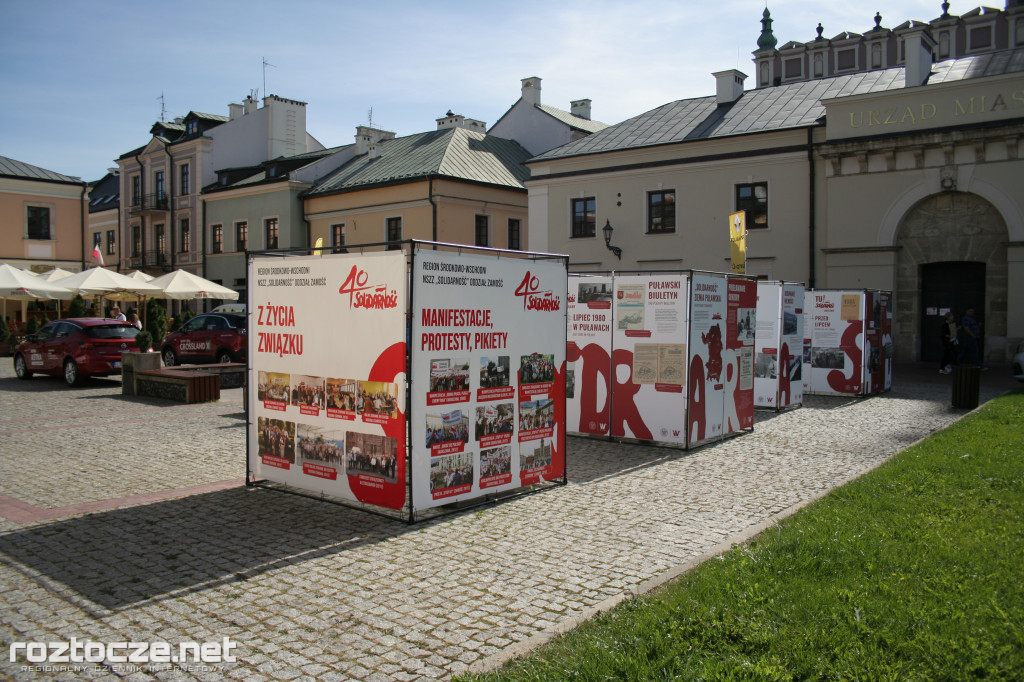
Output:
(313, 237), (324, 255)
(729, 210), (746, 274)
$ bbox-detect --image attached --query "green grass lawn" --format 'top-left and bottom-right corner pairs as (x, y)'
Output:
(461, 391), (1024, 681)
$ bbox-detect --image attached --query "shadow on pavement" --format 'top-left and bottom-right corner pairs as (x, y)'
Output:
(0, 486), (411, 614)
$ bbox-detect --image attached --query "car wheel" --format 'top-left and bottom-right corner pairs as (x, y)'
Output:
(162, 347), (177, 367)
(13, 354), (32, 380)
(216, 349), (234, 365)
(64, 358), (83, 387)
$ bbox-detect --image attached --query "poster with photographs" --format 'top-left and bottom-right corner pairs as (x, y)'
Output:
(754, 281), (805, 409)
(781, 283), (805, 407)
(247, 251), (408, 510)
(724, 276), (757, 434)
(611, 274), (688, 445)
(410, 249), (566, 511)
(804, 289), (867, 396)
(864, 290), (894, 395)
(567, 275), (613, 436)
(688, 273), (728, 446)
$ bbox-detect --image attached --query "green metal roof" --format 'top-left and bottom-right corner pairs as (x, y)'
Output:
(0, 155), (82, 183)
(307, 127), (531, 196)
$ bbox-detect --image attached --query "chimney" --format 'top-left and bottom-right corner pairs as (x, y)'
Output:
(228, 102), (243, 120)
(436, 111), (487, 131)
(902, 27), (936, 88)
(712, 69), (747, 105)
(355, 125), (397, 156)
(570, 99), (592, 120)
(244, 96), (258, 115)
(521, 76), (542, 106)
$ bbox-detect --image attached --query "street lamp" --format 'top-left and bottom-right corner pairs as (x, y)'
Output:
(602, 219), (622, 260)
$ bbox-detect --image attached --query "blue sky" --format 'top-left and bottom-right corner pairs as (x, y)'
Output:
(1, 0), (945, 182)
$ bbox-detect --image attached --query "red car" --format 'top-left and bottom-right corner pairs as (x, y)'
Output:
(160, 312), (247, 366)
(13, 318), (141, 386)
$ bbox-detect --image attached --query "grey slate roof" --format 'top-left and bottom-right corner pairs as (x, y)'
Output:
(0, 155), (82, 183)
(533, 47), (1024, 162)
(87, 172), (120, 213)
(307, 128), (531, 197)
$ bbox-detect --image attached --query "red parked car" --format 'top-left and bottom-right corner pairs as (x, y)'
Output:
(13, 318), (141, 386)
(160, 312), (247, 367)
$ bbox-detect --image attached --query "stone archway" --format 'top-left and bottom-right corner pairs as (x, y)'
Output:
(894, 191), (1008, 362)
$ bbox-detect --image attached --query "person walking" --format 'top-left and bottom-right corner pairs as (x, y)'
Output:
(939, 311), (957, 374)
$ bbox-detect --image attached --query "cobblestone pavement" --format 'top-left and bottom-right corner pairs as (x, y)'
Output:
(0, 361), (1018, 681)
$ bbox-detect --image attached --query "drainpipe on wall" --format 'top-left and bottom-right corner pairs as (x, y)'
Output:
(166, 145), (175, 272)
(429, 176), (437, 243)
(807, 127), (816, 290)
(80, 182), (87, 270)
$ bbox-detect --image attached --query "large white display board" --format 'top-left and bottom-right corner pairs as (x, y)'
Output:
(567, 276), (613, 436)
(248, 252), (409, 510)
(803, 289), (890, 397)
(611, 274), (689, 444)
(410, 249), (567, 511)
(754, 281), (805, 409)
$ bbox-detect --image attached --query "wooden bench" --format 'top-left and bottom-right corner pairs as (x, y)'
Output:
(136, 368), (221, 403)
(182, 362), (246, 389)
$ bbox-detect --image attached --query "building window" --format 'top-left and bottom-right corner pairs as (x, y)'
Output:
(26, 205), (51, 240)
(265, 217), (279, 249)
(783, 57), (802, 79)
(131, 176), (141, 205)
(736, 183), (769, 230)
(132, 225), (141, 256)
(386, 216), (402, 250)
(212, 224), (223, 254)
(647, 190), (676, 233)
(968, 25), (993, 51)
(331, 223), (347, 253)
(180, 218), (191, 253)
(93, 232), (102, 249)
(836, 48), (856, 71)
(236, 221), (248, 251)
(571, 198), (596, 238)
(180, 163), (190, 195)
(106, 230), (116, 254)
(475, 215), (490, 247)
(155, 223), (166, 254)
(155, 171), (165, 200)
(186, 120), (197, 135)
(507, 218), (522, 250)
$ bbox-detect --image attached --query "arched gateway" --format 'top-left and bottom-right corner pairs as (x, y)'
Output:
(894, 191), (1008, 364)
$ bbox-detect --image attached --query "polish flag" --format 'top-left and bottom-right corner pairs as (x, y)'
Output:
(92, 243), (104, 266)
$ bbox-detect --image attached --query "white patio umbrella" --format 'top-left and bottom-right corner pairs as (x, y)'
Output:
(0, 264), (74, 330)
(148, 269), (239, 301)
(57, 267), (163, 319)
(126, 270), (155, 282)
(37, 267), (75, 282)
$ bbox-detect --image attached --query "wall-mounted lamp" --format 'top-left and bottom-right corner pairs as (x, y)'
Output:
(602, 219), (622, 260)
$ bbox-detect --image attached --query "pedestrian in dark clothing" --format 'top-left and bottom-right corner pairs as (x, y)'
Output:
(958, 307), (983, 368)
(939, 312), (957, 374)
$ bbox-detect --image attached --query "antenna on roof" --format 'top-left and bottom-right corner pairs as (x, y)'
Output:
(157, 92), (167, 122)
(262, 57), (276, 98)
(368, 107), (374, 129)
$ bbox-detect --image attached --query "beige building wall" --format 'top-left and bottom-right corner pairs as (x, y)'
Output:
(305, 179), (527, 251)
(531, 129), (810, 279)
(0, 178), (86, 269)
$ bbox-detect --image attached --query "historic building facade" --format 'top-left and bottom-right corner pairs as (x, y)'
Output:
(526, 3), (1024, 364)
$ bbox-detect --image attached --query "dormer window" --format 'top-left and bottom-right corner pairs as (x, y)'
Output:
(186, 121), (198, 135)
(836, 48), (857, 71)
(968, 24), (993, 52)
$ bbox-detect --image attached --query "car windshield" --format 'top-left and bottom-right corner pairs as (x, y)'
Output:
(84, 325), (140, 340)
(223, 314), (246, 330)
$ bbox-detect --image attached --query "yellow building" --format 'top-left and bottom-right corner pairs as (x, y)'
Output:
(304, 118), (531, 252)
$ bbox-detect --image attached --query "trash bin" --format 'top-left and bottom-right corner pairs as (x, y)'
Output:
(951, 365), (980, 409)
